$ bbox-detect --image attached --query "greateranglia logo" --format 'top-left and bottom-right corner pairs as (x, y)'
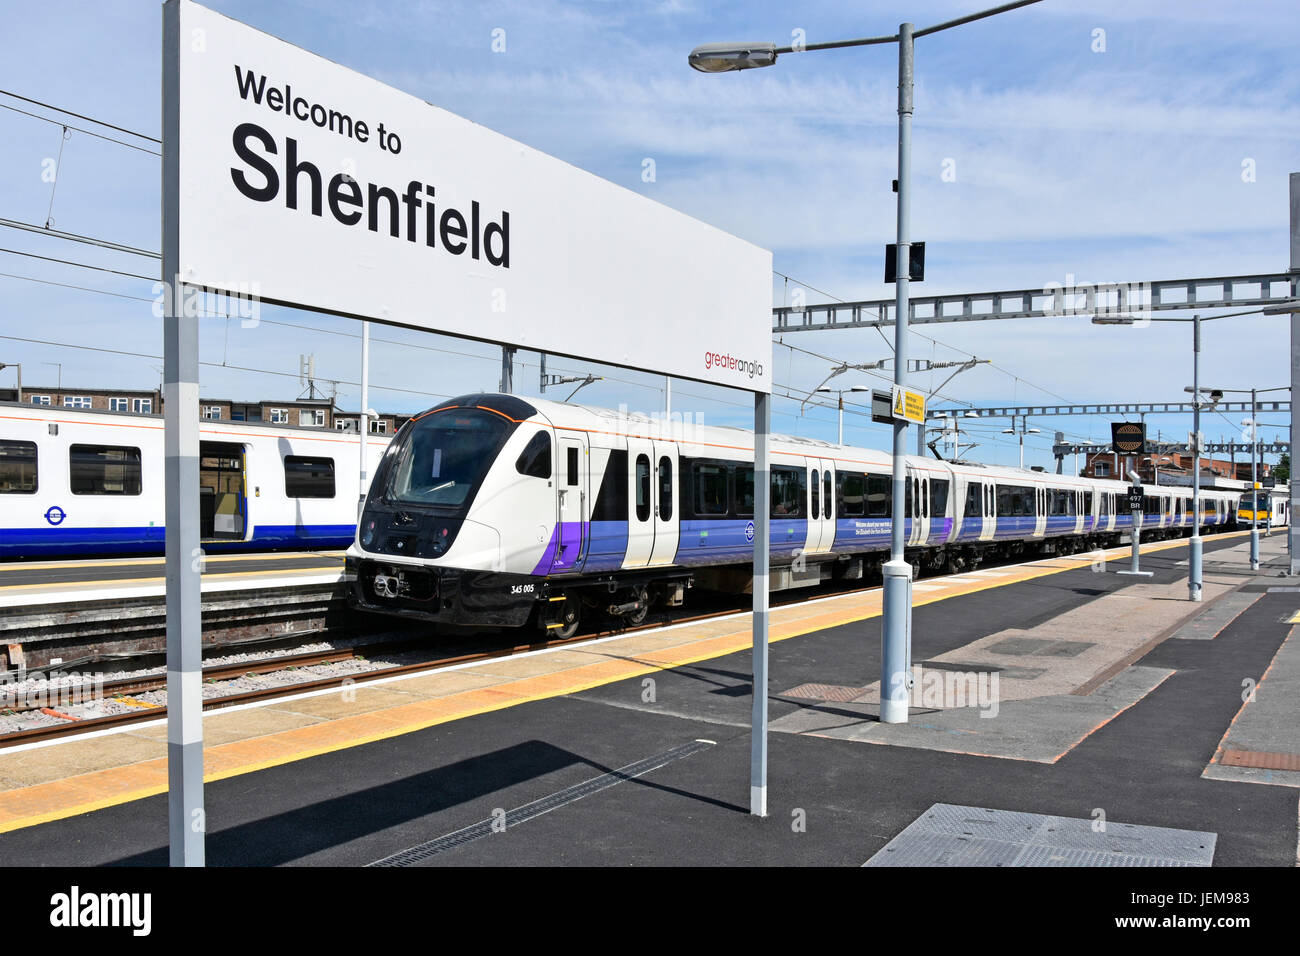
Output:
(49, 886), (151, 937)
(703, 350), (764, 380)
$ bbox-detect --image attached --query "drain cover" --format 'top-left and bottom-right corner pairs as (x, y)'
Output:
(864, 803), (1215, 867)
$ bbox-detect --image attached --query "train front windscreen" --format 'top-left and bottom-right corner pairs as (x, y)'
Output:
(1238, 492), (1271, 520)
(387, 408), (518, 510)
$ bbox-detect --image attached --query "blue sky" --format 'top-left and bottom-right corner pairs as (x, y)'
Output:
(1, 0), (1297, 469)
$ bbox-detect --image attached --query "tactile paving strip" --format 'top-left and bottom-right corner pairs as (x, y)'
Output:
(1221, 749), (1300, 771)
(863, 804), (1216, 867)
(780, 683), (869, 702)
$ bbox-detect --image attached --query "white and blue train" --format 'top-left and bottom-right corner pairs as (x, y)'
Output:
(0, 402), (387, 557)
(346, 393), (1273, 635)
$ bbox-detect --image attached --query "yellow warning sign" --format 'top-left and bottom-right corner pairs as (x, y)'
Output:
(891, 385), (926, 424)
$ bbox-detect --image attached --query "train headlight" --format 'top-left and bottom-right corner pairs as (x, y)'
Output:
(361, 520), (376, 548)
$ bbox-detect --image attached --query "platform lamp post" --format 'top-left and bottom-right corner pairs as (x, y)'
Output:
(1093, 306), (1299, 598)
(1001, 416), (1040, 469)
(817, 384), (872, 444)
(689, 0), (1043, 726)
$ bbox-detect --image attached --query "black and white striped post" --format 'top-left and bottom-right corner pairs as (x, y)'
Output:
(162, 0), (205, 866)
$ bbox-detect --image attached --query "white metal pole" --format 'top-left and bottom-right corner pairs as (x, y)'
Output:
(881, 22), (914, 725)
(1189, 315), (1202, 600)
(1251, 387), (1260, 570)
(358, 320), (370, 521)
(1290, 171), (1300, 574)
(162, 0), (204, 867)
(751, 392), (770, 815)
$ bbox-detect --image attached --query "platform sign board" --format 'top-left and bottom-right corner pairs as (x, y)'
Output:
(1263, 476), (1277, 489)
(170, 0), (772, 393)
(891, 385), (926, 424)
(1128, 487), (1144, 511)
(871, 389), (895, 425)
(1111, 422), (1146, 456)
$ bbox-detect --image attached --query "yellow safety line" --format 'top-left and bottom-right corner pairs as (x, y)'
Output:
(0, 529), (1258, 833)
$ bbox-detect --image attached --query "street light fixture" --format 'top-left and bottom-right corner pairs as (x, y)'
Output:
(687, 42), (778, 73)
(1002, 417), (1040, 469)
(816, 384), (871, 445)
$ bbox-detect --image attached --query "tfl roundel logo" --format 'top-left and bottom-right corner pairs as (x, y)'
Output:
(745, 520), (755, 542)
(45, 506), (67, 526)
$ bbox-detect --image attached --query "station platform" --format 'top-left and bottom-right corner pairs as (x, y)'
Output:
(0, 550), (347, 608)
(1, 528), (1297, 867)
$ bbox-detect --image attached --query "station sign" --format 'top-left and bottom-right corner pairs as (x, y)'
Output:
(1111, 422), (1146, 455)
(168, 1), (773, 393)
(891, 385), (926, 424)
(1127, 486), (1144, 511)
(1263, 476), (1277, 489)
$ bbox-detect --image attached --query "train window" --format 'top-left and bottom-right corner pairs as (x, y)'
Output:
(514, 431), (551, 479)
(658, 457), (673, 521)
(284, 455), (335, 498)
(772, 466), (805, 517)
(735, 465), (755, 517)
(866, 474), (889, 518)
(838, 473), (865, 518)
(635, 455), (651, 522)
(70, 444), (141, 496)
(1084, 492), (1093, 515)
(922, 479), (929, 518)
(964, 482), (981, 517)
(824, 472), (832, 520)
(693, 462), (728, 516)
(930, 479), (949, 517)
(565, 447), (579, 486)
(996, 484), (1035, 517)
(904, 478), (912, 518)
(0, 440), (37, 494)
(591, 450), (628, 522)
(811, 469), (820, 518)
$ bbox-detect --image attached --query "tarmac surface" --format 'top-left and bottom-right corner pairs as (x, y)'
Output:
(1, 530), (1296, 867)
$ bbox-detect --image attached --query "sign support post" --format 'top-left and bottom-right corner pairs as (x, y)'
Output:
(751, 393), (769, 816)
(881, 22), (915, 725)
(162, 0), (205, 866)
(1118, 481), (1154, 579)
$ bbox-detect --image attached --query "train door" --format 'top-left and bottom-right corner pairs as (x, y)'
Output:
(199, 441), (246, 541)
(905, 469), (928, 547)
(648, 442), (678, 566)
(551, 434), (588, 572)
(803, 461), (818, 555)
(1034, 486), (1047, 537)
(983, 484), (996, 540)
(623, 439), (654, 567)
(805, 457), (835, 553)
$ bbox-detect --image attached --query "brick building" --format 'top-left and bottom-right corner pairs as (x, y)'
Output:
(0, 384), (406, 432)
(1083, 450), (1270, 485)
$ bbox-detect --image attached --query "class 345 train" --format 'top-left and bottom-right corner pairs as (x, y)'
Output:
(345, 393), (1286, 637)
